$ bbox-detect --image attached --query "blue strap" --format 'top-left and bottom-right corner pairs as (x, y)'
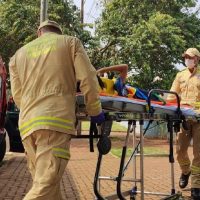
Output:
(114, 77), (127, 96)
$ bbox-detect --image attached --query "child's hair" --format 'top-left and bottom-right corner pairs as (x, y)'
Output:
(107, 72), (115, 79)
(97, 75), (105, 89)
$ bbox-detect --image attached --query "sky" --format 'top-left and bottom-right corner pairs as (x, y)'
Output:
(73, 0), (102, 28)
(73, 0), (200, 34)
(73, 0), (200, 24)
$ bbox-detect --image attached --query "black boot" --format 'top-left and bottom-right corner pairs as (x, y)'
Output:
(179, 172), (191, 189)
(191, 188), (200, 200)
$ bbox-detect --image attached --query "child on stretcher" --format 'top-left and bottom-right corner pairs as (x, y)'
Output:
(96, 64), (165, 103)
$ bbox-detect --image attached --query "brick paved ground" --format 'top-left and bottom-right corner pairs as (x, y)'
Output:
(0, 132), (192, 200)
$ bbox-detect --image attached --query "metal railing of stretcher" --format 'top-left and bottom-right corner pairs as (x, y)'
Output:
(74, 89), (199, 200)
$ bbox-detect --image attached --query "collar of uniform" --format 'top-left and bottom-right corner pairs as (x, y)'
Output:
(41, 32), (59, 37)
(185, 65), (199, 76)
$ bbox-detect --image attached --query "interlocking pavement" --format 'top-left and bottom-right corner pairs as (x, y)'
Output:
(0, 134), (192, 200)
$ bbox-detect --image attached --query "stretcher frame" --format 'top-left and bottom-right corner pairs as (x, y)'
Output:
(75, 89), (198, 200)
(93, 113), (180, 200)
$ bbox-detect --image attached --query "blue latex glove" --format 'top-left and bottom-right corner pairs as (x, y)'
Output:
(90, 112), (105, 124)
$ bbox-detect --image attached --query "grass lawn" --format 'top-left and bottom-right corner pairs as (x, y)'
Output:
(111, 147), (168, 158)
(81, 121), (127, 132)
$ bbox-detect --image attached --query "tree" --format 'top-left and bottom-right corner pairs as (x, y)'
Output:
(0, 0), (94, 65)
(95, 0), (200, 90)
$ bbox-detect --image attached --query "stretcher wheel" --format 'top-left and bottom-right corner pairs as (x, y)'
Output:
(97, 136), (111, 155)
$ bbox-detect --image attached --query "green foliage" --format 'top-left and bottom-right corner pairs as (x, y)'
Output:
(1, 0), (200, 91)
(0, 0), (93, 66)
(95, 0), (200, 89)
(111, 147), (167, 158)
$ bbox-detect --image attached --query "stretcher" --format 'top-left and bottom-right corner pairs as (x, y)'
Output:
(75, 89), (197, 200)
(77, 90), (199, 119)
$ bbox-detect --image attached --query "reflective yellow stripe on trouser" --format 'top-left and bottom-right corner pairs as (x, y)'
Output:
(179, 160), (191, 167)
(19, 116), (73, 137)
(52, 147), (70, 160)
(191, 165), (200, 175)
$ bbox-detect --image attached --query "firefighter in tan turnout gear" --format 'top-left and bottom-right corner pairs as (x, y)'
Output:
(9, 20), (104, 200)
(168, 48), (200, 199)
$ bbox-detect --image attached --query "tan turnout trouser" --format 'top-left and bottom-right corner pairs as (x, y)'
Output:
(22, 130), (71, 200)
(176, 121), (200, 188)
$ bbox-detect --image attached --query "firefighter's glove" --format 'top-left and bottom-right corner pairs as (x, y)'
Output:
(90, 112), (105, 124)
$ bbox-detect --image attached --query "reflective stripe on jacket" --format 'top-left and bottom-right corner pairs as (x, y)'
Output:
(9, 33), (102, 140)
(19, 116), (74, 138)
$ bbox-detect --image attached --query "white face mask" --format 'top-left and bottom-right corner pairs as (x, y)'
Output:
(185, 59), (195, 69)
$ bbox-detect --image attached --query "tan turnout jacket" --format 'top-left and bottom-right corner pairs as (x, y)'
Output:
(167, 66), (200, 108)
(9, 32), (102, 140)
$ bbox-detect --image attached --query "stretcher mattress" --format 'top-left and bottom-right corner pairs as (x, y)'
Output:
(76, 94), (199, 118)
